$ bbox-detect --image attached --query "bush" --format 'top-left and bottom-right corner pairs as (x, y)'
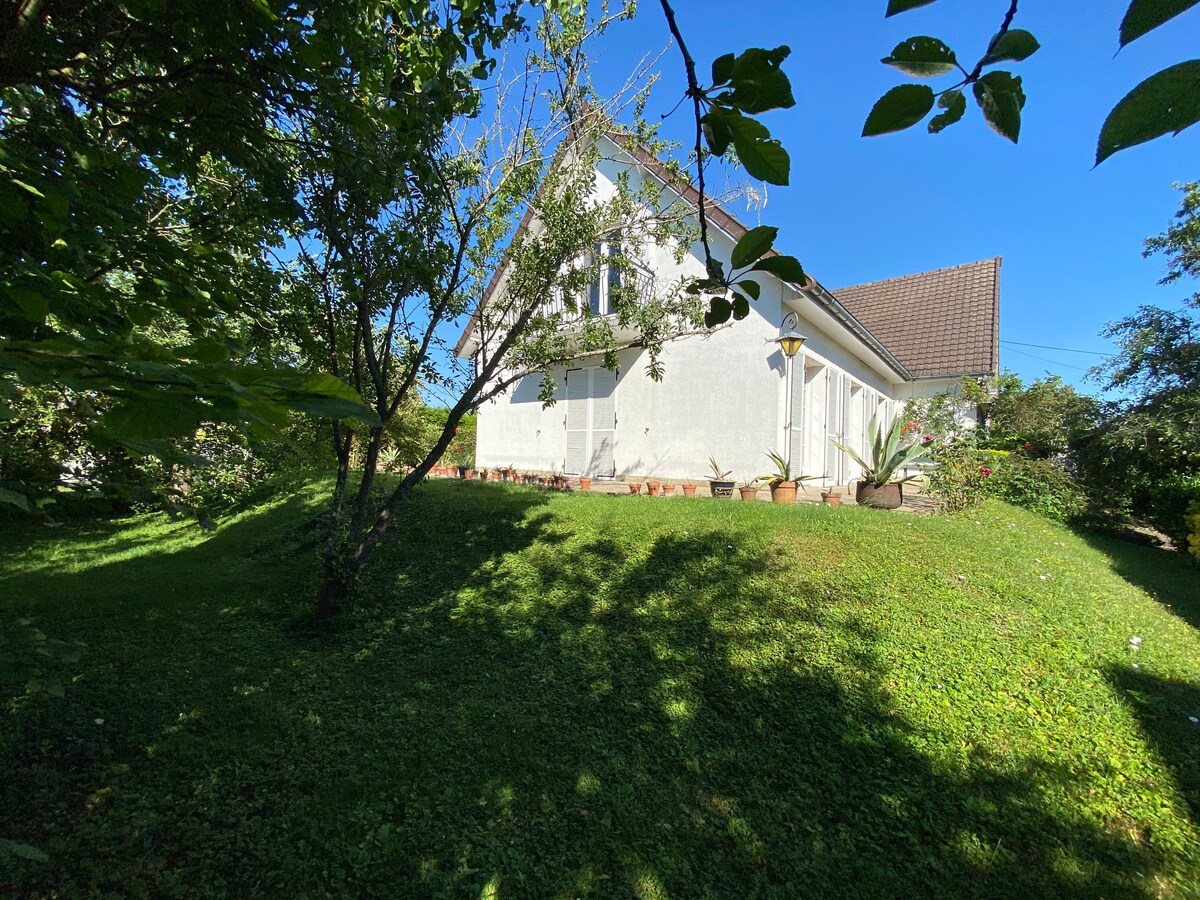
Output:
(1145, 474), (1200, 550)
(1186, 501), (1200, 562)
(985, 456), (1089, 523)
(927, 441), (992, 512)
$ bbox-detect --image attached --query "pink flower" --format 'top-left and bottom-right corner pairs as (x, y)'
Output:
(922, 434), (934, 443)
(1023, 442), (1032, 449)
(980, 467), (993, 477)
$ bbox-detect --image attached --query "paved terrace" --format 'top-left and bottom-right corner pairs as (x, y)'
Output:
(430, 470), (939, 515)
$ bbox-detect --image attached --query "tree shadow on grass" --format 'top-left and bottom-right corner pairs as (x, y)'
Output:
(1081, 533), (1200, 632)
(1106, 665), (1200, 827)
(358, 528), (1157, 898)
(0, 481), (556, 895)
(0, 485), (1184, 897)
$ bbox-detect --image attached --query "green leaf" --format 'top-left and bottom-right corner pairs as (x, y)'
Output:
(10, 179), (44, 198)
(738, 279), (761, 300)
(0, 487), (31, 512)
(882, 36), (958, 78)
(973, 71), (1026, 143)
(980, 29), (1041, 66)
(750, 254), (806, 284)
(731, 293), (750, 320)
(724, 46), (795, 114)
(731, 225), (778, 269)
(704, 296), (732, 328)
(862, 84), (936, 136)
(700, 110), (735, 156)
(0, 839), (49, 862)
(929, 88), (966, 133)
(1120, 0), (1200, 46)
(725, 114), (790, 185)
(1097, 60), (1200, 163)
(711, 52), (736, 86)
(886, 0), (939, 16)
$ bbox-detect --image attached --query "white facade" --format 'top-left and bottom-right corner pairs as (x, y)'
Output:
(461, 138), (987, 487)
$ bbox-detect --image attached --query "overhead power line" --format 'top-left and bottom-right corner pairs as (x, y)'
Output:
(1000, 345), (1093, 372)
(1000, 339), (1114, 357)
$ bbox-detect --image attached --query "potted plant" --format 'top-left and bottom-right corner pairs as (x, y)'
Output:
(707, 457), (735, 498)
(834, 414), (932, 509)
(681, 479), (697, 498)
(758, 451), (823, 504)
(662, 483), (676, 496)
(759, 451), (797, 504)
(579, 476), (592, 492)
(628, 482), (642, 494)
(739, 479), (759, 502)
(647, 479), (661, 496)
(821, 490), (841, 506)
(552, 471), (567, 490)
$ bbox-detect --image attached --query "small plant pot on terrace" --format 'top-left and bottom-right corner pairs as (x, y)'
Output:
(647, 480), (661, 496)
(739, 486), (758, 502)
(579, 477), (592, 492)
(855, 481), (903, 510)
(821, 491), (841, 507)
(662, 484), (676, 496)
(682, 484), (697, 498)
(629, 483), (642, 494)
(553, 475), (567, 490)
(769, 482), (797, 504)
(709, 480), (735, 498)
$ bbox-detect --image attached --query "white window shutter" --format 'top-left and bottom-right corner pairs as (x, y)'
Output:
(825, 370), (842, 484)
(590, 367), (617, 476)
(565, 369), (587, 475)
(788, 353), (806, 473)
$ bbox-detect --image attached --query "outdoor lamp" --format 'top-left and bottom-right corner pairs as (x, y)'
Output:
(776, 329), (806, 358)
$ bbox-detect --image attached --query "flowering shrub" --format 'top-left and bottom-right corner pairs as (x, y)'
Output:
(927, 440), (992, 512)
(929, 442), (1088, 521)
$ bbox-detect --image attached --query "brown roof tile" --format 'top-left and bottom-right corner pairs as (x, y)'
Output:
(831, 258), (1001, 378)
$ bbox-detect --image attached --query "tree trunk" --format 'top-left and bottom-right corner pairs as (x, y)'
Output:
(316, 551), (355, 621)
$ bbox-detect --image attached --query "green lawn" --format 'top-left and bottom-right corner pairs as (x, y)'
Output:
(2, 479), (1199, 897)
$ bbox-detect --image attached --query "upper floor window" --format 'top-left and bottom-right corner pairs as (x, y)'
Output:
(588, 232), (623, 317)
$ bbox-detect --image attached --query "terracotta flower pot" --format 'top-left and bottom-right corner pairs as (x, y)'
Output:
(662, 484), (676, 496)
(770, 481), (798, 504)
(553, 476), (567, 490)
(821, 491), (841, 507)
(629, 483), (642, 494)
(682, 484), (697, 497)
(856, 481), (902, 509)
(579, 477), (592, 492)
(739, 486), (759, 501)
(647, 480), (661, 496)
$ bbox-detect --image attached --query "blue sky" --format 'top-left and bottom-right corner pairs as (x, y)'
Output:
(585, 1), (1198, 391)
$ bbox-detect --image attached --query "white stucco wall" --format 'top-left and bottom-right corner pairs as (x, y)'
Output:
(470, 138), (983, 485)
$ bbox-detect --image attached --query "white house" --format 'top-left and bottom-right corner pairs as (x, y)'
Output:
(455, 133), (1000, 487)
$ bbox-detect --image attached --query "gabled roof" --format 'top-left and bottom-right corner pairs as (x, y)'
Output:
(455, 122), (1000, 383)
(831, 258), (1001, 379)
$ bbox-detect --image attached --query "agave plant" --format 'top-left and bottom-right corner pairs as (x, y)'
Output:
(834, 414), (931, 486)
(707, 456), (732, 481)
(759, 450), (823, 489)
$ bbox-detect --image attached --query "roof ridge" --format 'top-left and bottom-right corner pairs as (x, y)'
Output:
(832, 256), (1000, 294)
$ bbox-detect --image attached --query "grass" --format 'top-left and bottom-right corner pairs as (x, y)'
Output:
(2, 478), (1200, 897)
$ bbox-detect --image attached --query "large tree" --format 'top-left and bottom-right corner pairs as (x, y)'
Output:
(286, 4), (744, 617)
